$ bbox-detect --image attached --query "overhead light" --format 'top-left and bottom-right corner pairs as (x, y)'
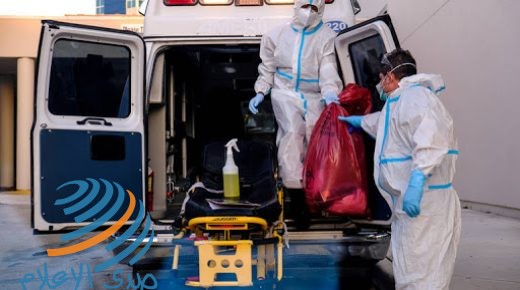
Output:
(164, 0), (197, 5)
(235, 0), (262, 6)
(265, 0), (294, 4)
(199, 0), (233, 5)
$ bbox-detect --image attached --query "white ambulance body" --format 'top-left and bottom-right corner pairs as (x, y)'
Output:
(32, 0), (399, 263)
(142, 0), (355, 215)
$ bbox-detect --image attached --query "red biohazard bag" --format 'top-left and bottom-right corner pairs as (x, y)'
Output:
(303, 84), (372, 216)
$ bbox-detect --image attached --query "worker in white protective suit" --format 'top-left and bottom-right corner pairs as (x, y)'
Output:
(339, 49), (461, 289)
(249, 0), (343, 228)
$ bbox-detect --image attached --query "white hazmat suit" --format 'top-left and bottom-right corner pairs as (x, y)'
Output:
(254, 0), (343, 188)
(361, 74), (461, 289)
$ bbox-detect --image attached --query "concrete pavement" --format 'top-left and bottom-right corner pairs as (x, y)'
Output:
(450, 209), (520, 289)
(1, 191), (519, 290)
(0, 191), (134, 290)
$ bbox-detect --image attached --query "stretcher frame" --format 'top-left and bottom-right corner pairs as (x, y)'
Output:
(173, 187), (285, 288)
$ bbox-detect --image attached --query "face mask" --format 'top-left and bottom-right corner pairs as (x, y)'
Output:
(376, 77), (388, 101)
(295, 7), (315, 28)
(376, 62), (417, 101)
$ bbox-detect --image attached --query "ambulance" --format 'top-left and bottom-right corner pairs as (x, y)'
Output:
(32, 0), (399, 267)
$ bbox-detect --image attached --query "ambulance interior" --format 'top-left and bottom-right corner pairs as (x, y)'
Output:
(147, 41), (392, 228)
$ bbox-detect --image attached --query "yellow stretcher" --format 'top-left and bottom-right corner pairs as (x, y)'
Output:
(172, 189), (285, 288)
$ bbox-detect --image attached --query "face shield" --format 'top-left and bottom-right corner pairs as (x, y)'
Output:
(379, 51), (417, 76)
(376, 53), (417, 100)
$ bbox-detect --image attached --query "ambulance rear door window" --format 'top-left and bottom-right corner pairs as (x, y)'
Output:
(48, 39), (131, 118)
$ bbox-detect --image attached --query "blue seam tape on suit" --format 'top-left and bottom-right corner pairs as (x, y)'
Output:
(276, 69), (293, 80)
(380, 156), (413, 164)
(377, 96), (401, 201)
(276, 69), (318, 83)
(295, 29), (306, 92)
(381, 149), (458, 165)
(428, 183), (452, 190)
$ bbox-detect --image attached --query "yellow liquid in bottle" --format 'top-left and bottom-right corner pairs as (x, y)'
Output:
(223, 173), (240, 200)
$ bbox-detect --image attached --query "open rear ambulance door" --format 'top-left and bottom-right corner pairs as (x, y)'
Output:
(32, 21), (146, 231)
(335, 14), (400, 112)
(334, 14), (400, 223)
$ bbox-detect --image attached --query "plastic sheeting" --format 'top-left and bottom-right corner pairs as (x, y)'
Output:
(303, 84), (372, 216)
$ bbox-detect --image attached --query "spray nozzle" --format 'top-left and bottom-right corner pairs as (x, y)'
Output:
(225, 138), (240, 154)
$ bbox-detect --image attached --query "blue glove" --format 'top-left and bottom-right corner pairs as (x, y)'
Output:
(248, 93), (264, 115)
(322, 91), (339, 105)
(338, 115), (362, 128)
(402, 169), (426, 218)
(338, 115), (363, 133)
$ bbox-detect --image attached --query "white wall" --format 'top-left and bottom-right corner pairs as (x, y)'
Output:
(356, 0), (388, 21)
(388, 0), (520, 209)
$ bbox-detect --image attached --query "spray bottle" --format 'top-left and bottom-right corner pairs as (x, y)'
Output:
(223, 138), (240, 200)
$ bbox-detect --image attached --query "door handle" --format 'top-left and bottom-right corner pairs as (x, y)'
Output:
(77, 117), (112, 126)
